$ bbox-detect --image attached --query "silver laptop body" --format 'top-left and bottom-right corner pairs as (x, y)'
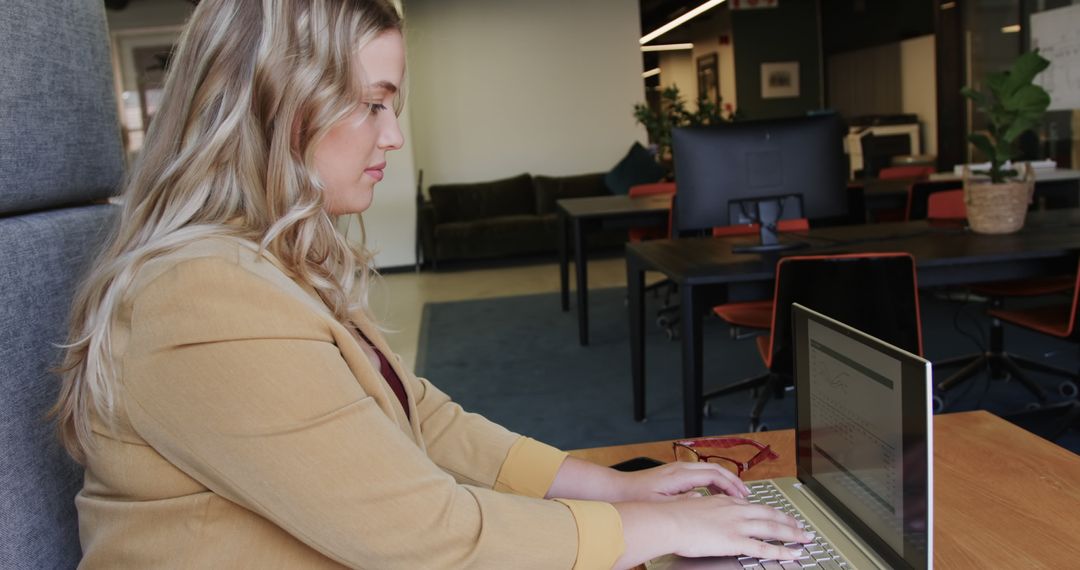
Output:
(649, 303), (933, 570)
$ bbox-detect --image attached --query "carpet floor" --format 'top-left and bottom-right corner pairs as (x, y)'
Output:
(417, 287), (1080, 455)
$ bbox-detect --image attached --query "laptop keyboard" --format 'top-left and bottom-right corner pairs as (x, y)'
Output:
(739, 481), (851, 570)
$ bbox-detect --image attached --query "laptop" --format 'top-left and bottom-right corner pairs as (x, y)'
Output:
(648, 303), (933, 570)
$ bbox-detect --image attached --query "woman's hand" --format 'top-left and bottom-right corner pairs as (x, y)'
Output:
(612, 461), (751, 502)
(613, 495), (813, 569)
(665, 495), (811, 559)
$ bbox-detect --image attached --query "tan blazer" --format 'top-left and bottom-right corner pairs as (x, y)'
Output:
(76, 237), (622, 569)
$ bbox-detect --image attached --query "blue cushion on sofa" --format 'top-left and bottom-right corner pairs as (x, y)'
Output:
(604, 142), (666, 195)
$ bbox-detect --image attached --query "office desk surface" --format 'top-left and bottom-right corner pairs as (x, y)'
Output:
(557, 193), (672, 345)
(929, 167), (1080, 183)
(626, 209), (1080, 437)
(628, 208), (1080, 287)
(569, 411), (1080, 569)
(556, 193), (672, 219)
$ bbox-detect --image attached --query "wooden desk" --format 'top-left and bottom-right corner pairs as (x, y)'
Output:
(569, 411), (1080, 569)
(627, 210), (1080, 437)
(557, 194), (672, 345)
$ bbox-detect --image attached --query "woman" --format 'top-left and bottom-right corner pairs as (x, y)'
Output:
(52, 1), (810, 567)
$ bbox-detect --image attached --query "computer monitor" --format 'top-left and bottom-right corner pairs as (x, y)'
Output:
(671, 114), (848, 253)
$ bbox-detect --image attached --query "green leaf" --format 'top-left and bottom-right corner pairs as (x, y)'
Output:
(1003, 84), (1051, 115)
(968, 133), (996, 159)
(986, 71), (1010, 97)
(1001, 116), (1038, 144)
(1003, 50), (1051, 95)
(960, 86), (991, 109)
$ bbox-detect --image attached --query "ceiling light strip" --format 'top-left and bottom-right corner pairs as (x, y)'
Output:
(640, 0), (726, 45)
(642, 43), (695, 52)
(642, 68), (661, 79)
(1001, 24), (1021, 33)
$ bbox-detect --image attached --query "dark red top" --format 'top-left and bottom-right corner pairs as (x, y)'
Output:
(356, 329), (410, 420)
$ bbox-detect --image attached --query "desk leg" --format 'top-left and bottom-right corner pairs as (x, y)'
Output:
(628, 254), (646, 421)
(680, 284), (704, 438)
(573, 218), (589, 346)
(559, 211), (569, 312)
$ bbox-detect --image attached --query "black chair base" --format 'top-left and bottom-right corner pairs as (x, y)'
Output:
(935, 350), (1080, 412)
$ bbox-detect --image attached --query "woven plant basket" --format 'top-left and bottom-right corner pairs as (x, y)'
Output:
(963, 163), (1034, 234)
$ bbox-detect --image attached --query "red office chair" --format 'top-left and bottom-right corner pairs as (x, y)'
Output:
(879, 165), (936, 180)
(985, 264), (1080, 439)
(703, 253), (924, 431)
(870, 165), (936, 222)
(627, 182), (676, 242)
(909, 187), (1077, 409)
(711, 219), (811, 333)
(926, 189), (965, 219)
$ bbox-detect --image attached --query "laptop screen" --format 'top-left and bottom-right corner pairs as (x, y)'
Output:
(793, 303), (932, 570)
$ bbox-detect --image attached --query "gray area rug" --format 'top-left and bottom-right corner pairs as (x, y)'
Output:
(417, 287), (1080, 454)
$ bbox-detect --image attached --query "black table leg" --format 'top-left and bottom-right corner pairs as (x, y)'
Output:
(628, 253), (646, 421)
(573, 218), (589, 346)
(680, 284), (704, 438)
(559, 210), (570, 312)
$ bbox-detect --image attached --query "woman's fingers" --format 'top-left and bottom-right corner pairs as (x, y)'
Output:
(737, 518), (815, 545)
(734, 538), (805, 562)
(675, 462), (750, 498)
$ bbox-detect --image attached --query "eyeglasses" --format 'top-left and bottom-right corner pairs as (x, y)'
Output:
(672, 437), (779, 477)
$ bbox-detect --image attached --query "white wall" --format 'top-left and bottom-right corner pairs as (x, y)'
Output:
(659, 51), (696, 100)
(654, 8), (737, 113)
(402, 0), (646, 186)
(899, 35), (937, 157)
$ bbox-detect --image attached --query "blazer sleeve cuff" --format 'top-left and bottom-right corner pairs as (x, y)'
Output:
(493, 436), (567, 498)
(555, 499), (625, 570)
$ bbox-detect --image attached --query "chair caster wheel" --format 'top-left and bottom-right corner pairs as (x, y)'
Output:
(665, 328), (676, 341)
(753, 423), (769, 432)
(1060, 381), (1078, 398)
(703, 402), (713, 418)
(932, 395), (945, 414)
(1024, 402), (1042, 412)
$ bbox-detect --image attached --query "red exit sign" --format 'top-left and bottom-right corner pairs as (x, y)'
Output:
(731, 0), (779, 9)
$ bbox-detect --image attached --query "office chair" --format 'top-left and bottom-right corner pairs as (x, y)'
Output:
(878, 165), (936, 180)
(710, 219), (810, 337)
(986, 262), (1080, 439)
(627, 182), (675, 242)
(860, 166), (936, 222)
(0, 0), (124, 566)
(703, 253), (924, 431)
(907, 185), (1077, 410)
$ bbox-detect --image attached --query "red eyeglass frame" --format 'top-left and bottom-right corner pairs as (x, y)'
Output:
(672, 437), (779, 477)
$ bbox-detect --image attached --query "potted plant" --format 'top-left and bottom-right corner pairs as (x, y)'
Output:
(960, 50), (1051, 234)
(633, 85), (740, 168)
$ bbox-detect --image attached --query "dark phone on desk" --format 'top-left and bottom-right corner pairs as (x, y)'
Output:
(610, 456), (664, 472)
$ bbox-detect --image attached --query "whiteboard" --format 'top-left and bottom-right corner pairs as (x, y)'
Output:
(1031, 3), (1080, 110)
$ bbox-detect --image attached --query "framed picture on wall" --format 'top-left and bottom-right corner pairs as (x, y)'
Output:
(696, 53), (720, 106)
(761, 61), (800, 99)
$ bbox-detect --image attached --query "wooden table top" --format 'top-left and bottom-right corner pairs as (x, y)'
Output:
(569, 411), (1080, 569)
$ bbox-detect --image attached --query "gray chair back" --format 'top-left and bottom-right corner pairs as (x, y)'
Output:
(1, 0), (124, 567)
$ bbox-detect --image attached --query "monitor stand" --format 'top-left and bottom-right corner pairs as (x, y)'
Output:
(730, 198), (811, 254)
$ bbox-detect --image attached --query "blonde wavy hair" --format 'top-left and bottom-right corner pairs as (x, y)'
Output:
(52, 0), (404, 463)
